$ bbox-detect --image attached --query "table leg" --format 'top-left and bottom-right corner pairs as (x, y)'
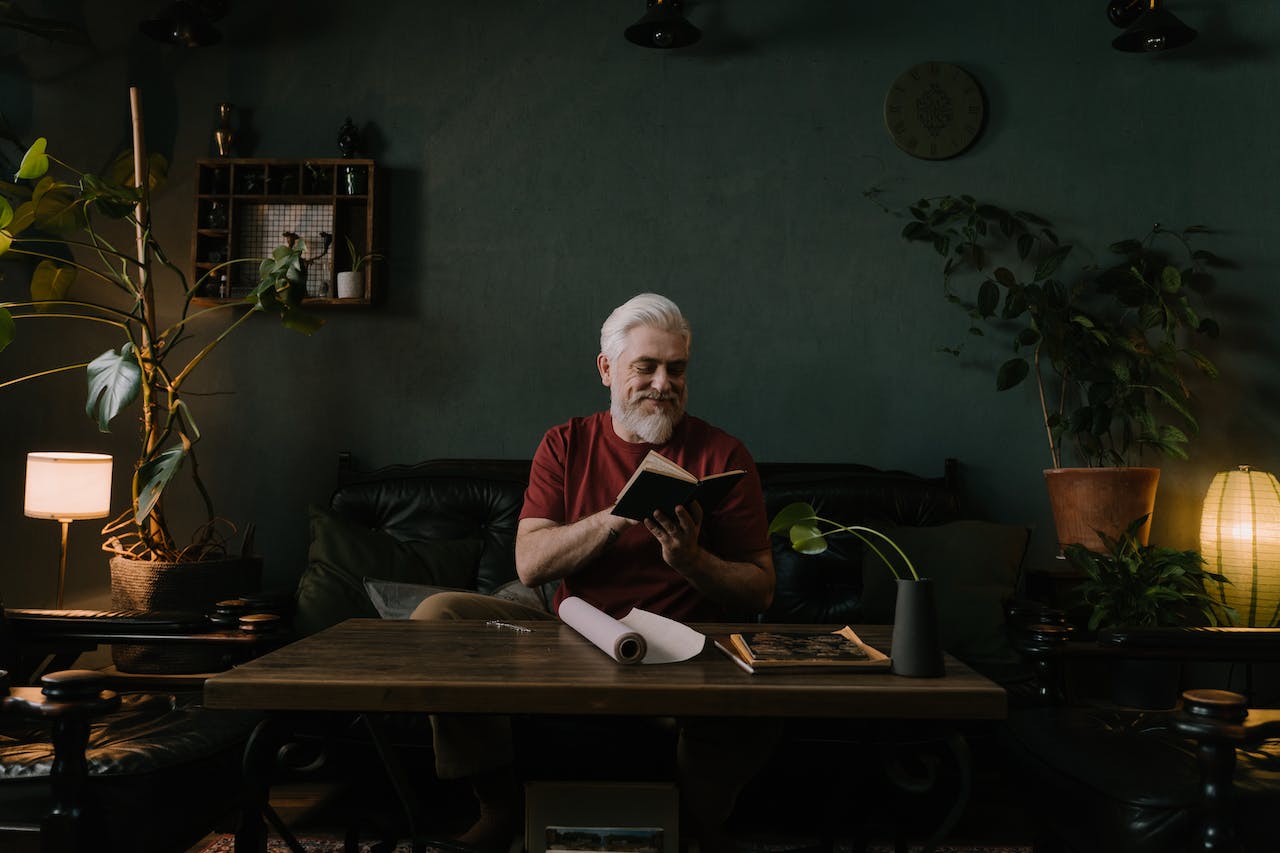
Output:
(235, 715), (309, 853)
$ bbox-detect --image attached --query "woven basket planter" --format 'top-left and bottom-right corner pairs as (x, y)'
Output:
(110, 554), (262, 673)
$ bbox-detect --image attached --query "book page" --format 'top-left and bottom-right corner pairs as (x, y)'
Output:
(638, 450), (696, 482)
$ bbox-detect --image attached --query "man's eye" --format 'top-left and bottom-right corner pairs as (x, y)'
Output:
(668, 365), (686, 376)
(636, 364), (656, 374)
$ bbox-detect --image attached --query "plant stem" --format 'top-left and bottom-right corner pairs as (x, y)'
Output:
(807, 516), (919, 580)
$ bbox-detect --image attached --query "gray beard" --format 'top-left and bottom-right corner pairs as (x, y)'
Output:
(612, 394), (683, 445)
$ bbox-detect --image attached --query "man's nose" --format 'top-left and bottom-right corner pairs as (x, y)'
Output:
(651, 367), (672, 391)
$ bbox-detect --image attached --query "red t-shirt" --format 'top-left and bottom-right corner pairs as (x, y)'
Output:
(520, 411), (769, 622)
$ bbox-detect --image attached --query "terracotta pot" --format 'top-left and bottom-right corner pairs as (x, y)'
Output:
(1043, 467), (1160, 554)
(109, 554), (262, 673)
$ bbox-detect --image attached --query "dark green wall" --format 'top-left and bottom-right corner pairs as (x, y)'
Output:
(2, 0), (1276, 606)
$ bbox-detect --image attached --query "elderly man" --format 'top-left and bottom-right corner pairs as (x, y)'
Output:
(414, 293), (776, 853)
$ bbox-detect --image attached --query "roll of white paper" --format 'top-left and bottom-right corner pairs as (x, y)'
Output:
(558, 596), (648, 664)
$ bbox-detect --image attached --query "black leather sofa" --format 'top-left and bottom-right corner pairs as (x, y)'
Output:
(300, 455), (976, 632)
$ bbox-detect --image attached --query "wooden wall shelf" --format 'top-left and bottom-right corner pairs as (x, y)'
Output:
(190, 158), (378, 307)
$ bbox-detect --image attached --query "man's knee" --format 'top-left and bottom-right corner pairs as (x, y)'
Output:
(411, 590), (494, 621)
(410, 590), (551, 622)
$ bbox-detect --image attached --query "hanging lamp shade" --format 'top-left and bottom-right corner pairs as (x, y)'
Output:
(1199, 466), (1280, 628)
(139, 0), (226, 47)
(625, 0), (700, 50)
(1108, 0), (1196, 52)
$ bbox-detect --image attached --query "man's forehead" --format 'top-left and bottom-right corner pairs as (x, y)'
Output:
(622, 325), (688, 357)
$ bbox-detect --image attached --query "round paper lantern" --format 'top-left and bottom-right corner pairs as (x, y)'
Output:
(1199, 466), (1280, 628)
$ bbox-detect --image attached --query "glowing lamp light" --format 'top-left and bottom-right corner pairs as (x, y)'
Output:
(24, 452), (113, 608)
(1199, 466), (1280, 628)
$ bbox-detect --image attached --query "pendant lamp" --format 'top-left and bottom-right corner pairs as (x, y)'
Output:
(139, 0), (228, 47)
(625, 0), (700, 50)
(1199, 466), (1280, 628)
(1107, 0), (1196, 52)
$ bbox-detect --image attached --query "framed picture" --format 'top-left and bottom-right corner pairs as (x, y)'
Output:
(525, 781), (678, 853)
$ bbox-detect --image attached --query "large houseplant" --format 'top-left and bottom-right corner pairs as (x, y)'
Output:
(0, 94), (317, 664)
(899, 195), (1227, 549)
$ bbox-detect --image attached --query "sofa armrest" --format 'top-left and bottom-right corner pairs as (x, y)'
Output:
(1172, 689), (1280, 853)
(2, 669), (122, 853)
(1099, 627), (1280, 661)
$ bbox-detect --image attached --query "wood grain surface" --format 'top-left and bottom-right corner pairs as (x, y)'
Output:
(203, 619), (1005, 720)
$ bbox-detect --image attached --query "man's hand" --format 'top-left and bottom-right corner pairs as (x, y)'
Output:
(644, 501), (704, 573)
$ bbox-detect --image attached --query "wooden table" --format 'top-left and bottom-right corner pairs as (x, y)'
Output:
(204, 619), (1006, 719)
(204, 619), (1005, 853)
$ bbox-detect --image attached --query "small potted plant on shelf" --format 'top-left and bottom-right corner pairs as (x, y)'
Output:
(1064, 514), (1233, 706)
(0, 91), (319, 670)
(336, 235), (382, 300)
(1066, 515), (1232, 632)
(897, 195), (1230, 551)
(769, 502), (942, 677)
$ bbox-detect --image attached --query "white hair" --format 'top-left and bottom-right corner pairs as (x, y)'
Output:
(599, 293), (691, 362)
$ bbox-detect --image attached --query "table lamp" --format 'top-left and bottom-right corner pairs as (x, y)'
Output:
(1199, 466), (1280, 628)
(23, 452), (113, 608)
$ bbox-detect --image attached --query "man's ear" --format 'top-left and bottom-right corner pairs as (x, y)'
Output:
(597, 352), (612, 387)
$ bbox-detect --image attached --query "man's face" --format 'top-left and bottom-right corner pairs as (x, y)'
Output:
(599, 325), (689, 444)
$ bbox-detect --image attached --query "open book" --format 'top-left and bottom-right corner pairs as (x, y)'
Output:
(715, 627), (890, 674)
(611, 450), (745, 521)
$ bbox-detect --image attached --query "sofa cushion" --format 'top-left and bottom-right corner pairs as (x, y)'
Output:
(858, 520), (1029, 666)
(295, 505), (484, 636)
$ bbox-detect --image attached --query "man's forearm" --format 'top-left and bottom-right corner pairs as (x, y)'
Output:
(516, 510), (629, 586)
(675, 548), (774, 614)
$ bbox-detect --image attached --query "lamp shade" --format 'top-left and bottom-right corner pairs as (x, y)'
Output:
(24, 452), (114, 521)
(1200, 466), (1280, 628)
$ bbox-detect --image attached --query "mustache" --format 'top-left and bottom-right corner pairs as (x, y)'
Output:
(636, 391), (678, 401)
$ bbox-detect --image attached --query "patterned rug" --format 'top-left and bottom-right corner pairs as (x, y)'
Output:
(196, 839), (411, 852)
(194, 837), (1033, 853)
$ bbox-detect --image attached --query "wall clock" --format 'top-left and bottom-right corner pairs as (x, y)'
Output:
(883, 62), (986, 160)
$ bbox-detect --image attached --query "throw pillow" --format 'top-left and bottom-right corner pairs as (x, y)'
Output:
(295, 505), (485, 636)
(859, 520), (1030, 665)
(363, 577), (549, 619)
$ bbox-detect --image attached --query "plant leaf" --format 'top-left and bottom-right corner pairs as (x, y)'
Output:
(86, 344), (142, 432)
(0, 306), (14, 352)
(30, 259), (75, 302)
(977, 280), (999, 316)
(996, 358), (1029, 391)
(15, 137), (48, 180)
(0, 195), (11, 230)
(1034, 245), (1072, 282)
(134, 446), (187, 524)
(768, 502), (817, 535)
(789, 523), (828, 555)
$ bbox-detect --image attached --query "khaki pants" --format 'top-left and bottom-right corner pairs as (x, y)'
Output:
(411, 591), (781, 830)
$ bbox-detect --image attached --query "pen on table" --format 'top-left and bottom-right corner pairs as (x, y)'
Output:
(485, 620), (532, 633)
(714, 640), (755, 675)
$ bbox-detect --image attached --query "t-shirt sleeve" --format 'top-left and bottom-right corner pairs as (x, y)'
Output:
(705, 441), (770, 559)
(520, 428), (568, 523)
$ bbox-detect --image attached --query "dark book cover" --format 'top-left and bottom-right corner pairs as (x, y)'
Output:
(611, 451), (745, 521)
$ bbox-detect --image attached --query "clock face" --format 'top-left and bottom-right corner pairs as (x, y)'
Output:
(884, 62), (986, 160)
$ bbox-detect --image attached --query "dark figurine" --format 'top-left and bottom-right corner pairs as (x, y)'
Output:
(337, 117), (360, 158)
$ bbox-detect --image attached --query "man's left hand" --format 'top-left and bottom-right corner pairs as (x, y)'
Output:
(644, 502), (703, 573)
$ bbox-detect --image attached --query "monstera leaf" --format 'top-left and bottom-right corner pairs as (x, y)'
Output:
(86, 343), (142, 432)
(135, 446), (187, 524)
